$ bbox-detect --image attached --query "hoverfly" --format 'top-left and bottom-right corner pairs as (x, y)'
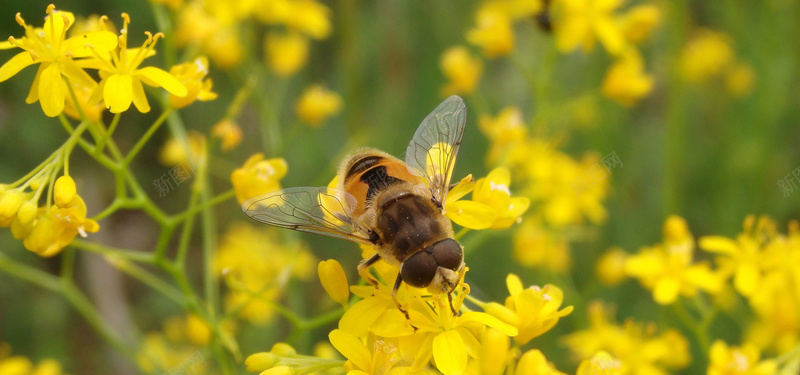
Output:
(242, 95), (467, 316)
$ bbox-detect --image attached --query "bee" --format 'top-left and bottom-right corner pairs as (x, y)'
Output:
(242, 95), (467, 316)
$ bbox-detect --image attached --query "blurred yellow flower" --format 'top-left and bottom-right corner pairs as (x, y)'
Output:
(576, 351), (622, 375)
(63, 79), (105, 122)
(680, 29), (734, 83)
(158, 131), (207, 167)
(563, 301), (691, 374)
(440, 46), (483, 96)
(295, 85), (343, 126)
(514, 220), (571, 273)
(595, 246), (627, 285)
(620, 4), (660, 44)
(514, 349), (566, 375)
(497, 274), (572, 345)
(466, 5), (515, 58)
(149, 0), (184, 10)
(231, 153), (288, 204)
(173, 1), (244, 69)
(0, 350), (67, 375)
(23, 196), (99, 257)
(601, 50), (654, 107)
(624, 215), (723, 305)
(725, 62), (756, 98)
(0, 5), (117, 117)
(478, 106), (527, 165)
(86, 14), (187, 113)
(265, 31), (310, 76)
(136, 314), (216, 373)
(284, 0), (332, 40)
(211, 119), (243, 151)
(168, 56), (218, 109)
(708, 341), (777, 375)
(483, 0), (543, 20)
(215, 222), (315, 325)
(554, 0), (626, 55)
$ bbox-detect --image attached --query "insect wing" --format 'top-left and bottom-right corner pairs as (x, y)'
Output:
(405, 95), (467, 205)
(242, 187), (373, 244)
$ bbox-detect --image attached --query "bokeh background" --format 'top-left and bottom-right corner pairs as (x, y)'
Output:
(0, 0), (798, 374)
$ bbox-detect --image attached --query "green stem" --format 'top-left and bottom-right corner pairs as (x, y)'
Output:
(105, 256), (184, 305)
(71, 239), (156, 264)
(174, 189), (236, 223)
(0, 252), (61, 291)
(123, 109), (172, 167)
(95, 112), (121, 156)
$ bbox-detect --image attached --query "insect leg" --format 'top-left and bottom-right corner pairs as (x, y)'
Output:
(391, 274), (411, 321)
(357, 253), (382, 286)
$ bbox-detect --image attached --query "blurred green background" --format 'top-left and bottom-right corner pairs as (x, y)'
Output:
(0, 0), (798, 373)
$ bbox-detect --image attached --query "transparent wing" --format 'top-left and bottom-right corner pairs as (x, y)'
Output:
(242, 187), (373, 245)
(405, 95), (467, 205)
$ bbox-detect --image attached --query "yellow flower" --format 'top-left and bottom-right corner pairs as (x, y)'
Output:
(471, 167), (530, 229)
(515, 349), (566, 375)
(85, 13), (187, 113)
(443, 175), (496, 230)
(265, 31), (310, 77)
(466, 5), (515, 58)
(173, 1), (245, 69)
(295, 85), (343, 126)
(283, 0), (332, 40)
(63, 79), (105, 122)
(482, 0), (543, 20)
(215, 222), (315, 324)
(211, 119), (243, 151)
(168, 56), (217, 109)
(247, 342), (351, 374)
(440, 46), (483, 96)
(478, 328), (511, 375)
(406, 290), (518, 375)
(680, 29), (734, 83)
(329, 330), (425, 375)
(601, 50), (654, 107)
(319, 259), (350, 308)
(0, 350), (67, 375)
(562, 301), (691, 374)
(514, 220), (571, 273)
(708, 341), (777, 375)
(478, 106), (528, 165)
(576, 351), (622, 375)
(624, 215), (723, 304)
(23, 196), (99, 257)
(494, 274), (572, 345)
(158, 131), (207, 167)
(725, 62), (756, 98)
(53, 175), (76, 208)
(0, 189), (27, 226)
(595, 246), (627, 285)
(0, 5), (117, 117)
(554, 0), (627, 55)
(699, 215), (775, 298)
(620, 4), (660, 44)
(231, 154), (289, 204)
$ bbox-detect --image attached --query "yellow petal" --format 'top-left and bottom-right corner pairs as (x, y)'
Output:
(506, 273), (523, 296)
(653, 276), (680, 305)
(38, 63), (66, 117)
(445, 200), (496, 230)
(25, 64), (43, 104)
(130, 78), (151, 113)
(445, 175), (475, 203)
(63, 31), (118, 57)
(104, 74), (133, 113)
(733, 264), (759, 296)
(0, 52), (35, 82)
(432, 330), (467, 375)
(371, 308), (415, 337)
(328, 329), (371, 371)
(698, 236), (738, 255)
(318, 259), (350, 307)
(459, 311), (518, 336)
(338, 296), (389, 337)
(60, 60), (96, 89)
(137, 66), (188, 96)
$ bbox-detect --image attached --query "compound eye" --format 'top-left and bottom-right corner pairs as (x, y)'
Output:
(400, 251), (438, 288)
(431, 238), (463, 271)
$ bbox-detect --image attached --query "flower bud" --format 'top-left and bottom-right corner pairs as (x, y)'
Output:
(270, 343), (297, 357)
(16, 201), (38, 225)
(0, 190), (25, 225)
(318, 259), (350, 308)
(245, 352), (279, 372)
(54, 176), (77, 208)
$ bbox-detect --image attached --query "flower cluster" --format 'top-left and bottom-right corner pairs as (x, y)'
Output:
(679, 28), (755, 97)
(136, 314), (215, 373)
(0, 5), (221, 118)
(0, 344), (68, 375)
(247, 255), (573, 374)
